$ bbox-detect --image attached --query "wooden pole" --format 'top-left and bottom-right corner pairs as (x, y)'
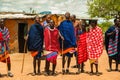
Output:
(21, 39), (27, 73)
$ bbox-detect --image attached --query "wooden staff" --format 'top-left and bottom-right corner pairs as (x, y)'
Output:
(21, 24), (29, 73)
(21, 39), (27, 73)
(62, 40), (64, 57)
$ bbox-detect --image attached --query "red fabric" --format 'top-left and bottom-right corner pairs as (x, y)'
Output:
(0, 51), (11, 63)
(44, 28), (60, 52)
(1, 57), (10, 63)
(78, 32), (88, 64)
(87, 26), (103, 59)
(0, 32), (3, 41)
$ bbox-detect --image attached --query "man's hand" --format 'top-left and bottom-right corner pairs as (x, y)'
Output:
(61, 36), (64, 40)
(107, 31), (115, 36)
(24, 35), (28, 40)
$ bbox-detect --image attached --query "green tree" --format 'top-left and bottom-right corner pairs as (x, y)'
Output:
(87, 0), (120, 19)
(98, 21), (113, 33)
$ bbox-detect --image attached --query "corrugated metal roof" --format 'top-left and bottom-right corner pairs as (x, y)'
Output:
(0, 12), (44, 19)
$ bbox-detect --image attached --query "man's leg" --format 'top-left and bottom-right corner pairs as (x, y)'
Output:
(52, 63), (56, 75)
(7, 63), (11, 71)
(72, 52), (78, 68)
(95, 63), (102, 76)
(7, 57), (13, 77)
(81, 63), (84, 73)
(45, 60), (50, 75)
(7, 63), (13, 77)
(76, 64), (80, 74)
(66, 56), (71, 73)
(90, 63), (94, 75)
(32, 57), (36, 76)
(62, 54), (66, 74)
(37, 58), (41, 74)
(95, 64), (98, 73)
(115, 60), (119, 71)
(108, 57), (112, 71)
(75, 53), (78, 68)
(45, 59), (47, 72)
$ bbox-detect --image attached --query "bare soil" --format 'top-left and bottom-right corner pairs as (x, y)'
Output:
(0, 50), (120, 80)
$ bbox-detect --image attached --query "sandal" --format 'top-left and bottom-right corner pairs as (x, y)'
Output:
(89, 72), (93, 76)
(66, 69), (70, 74)
(8, 72), (13, 77)
(37, 72), (41, 75)
(62, 69), (65, 75)
(95, 72), (102, 76)
(115, 69), (119, 71)
(44, 72), (49, 76)
(51, 72), (57, 76)
(32, 72), (36, 76)
(107, 69), (112, 72)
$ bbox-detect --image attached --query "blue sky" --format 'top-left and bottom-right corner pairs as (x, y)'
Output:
(0, 0), (89, 17)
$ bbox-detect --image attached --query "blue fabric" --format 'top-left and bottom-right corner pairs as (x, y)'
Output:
(58, 20), (76, 49)
(77, 30), (83, 35)
(46, 52), (57, 59)
(105, 26), (115, 52)
(108, 28), (118, 56)
(105, 26), (120, 57)
(27, 23), (44, 52)
(43, 21), (50, 28)
(65, 52), (73, 57)
(34, 52), (41, 59)
(74, 51), (77, 57)
(105, 26), (115, 33)
(0, 27), (10, 51)
(0, 41), (5, 54)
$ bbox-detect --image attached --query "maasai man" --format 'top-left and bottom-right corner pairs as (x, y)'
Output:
(58, 12), (76, 74)
(42, 14), (51, 28)
(87, 20), (103, 76)
(27, 16), (44, 76)
(71, 14), (81, 68)
(42, 14), (51, 72)
(105, 18), (120, 72)
(76, 23), (88, 74)
(44, 20), (64, 76)
(0, 19), (13, 77)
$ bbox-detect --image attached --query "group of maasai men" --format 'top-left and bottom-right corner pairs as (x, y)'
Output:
(0, 12), (120, 77)
(27, 12), (120, 76)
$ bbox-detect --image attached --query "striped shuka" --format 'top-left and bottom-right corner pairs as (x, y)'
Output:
(108, 28), (118, 56)
(46, 51), (58, 64)
(77, 32), (88, 64)
(0, 28), (10, 63)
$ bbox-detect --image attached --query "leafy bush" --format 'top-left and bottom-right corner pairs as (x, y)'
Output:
(98, 21), (113, 34)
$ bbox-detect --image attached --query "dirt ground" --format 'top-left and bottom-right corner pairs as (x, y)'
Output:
(0, 50), (120, 80)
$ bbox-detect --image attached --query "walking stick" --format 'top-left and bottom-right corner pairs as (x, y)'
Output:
(21, 39), (27, 73)
(61, 40), (64, 72)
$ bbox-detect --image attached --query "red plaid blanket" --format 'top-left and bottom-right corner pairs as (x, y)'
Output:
(87, 26), (103, 59)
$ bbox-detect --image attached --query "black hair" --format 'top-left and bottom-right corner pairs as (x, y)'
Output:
(71, 15), (76, 19)
(90, 20), (97, 25)
(34, 15), (40, 20)
(114, 18), (119, 23)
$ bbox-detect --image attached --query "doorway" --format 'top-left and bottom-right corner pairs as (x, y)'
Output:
(18, 23), (28, 53)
